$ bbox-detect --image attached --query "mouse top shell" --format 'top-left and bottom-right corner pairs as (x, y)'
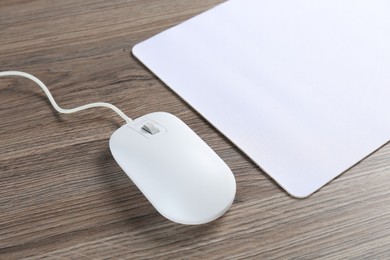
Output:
(109, 112), (236, 225)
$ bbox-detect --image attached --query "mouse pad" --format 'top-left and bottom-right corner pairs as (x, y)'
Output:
(133, 0), (390, 197)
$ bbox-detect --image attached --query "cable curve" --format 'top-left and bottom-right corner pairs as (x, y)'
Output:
(0, 71), (132, 124)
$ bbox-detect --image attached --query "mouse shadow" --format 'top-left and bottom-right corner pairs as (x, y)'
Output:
(96, 149), (222, 242)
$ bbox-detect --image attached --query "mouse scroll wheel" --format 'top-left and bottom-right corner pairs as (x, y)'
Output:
(142, 122), (160, 135)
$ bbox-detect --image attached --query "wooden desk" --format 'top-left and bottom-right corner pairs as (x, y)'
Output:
(1, 1), (389, 258)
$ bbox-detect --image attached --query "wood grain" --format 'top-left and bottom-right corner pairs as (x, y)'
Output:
(1, 0), (389, 259)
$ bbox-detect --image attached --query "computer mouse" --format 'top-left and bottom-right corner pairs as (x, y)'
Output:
(109, 112), (236, 225)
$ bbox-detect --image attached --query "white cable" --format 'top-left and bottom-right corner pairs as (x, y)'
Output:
(0, 71), (132, 124)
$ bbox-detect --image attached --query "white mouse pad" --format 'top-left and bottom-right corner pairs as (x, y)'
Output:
(133, 0), (390, 197)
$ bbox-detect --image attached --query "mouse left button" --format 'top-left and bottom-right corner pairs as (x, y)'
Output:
(142, 122), (160, 135)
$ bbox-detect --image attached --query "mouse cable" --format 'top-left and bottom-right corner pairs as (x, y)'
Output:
(0, 71), (133, 124)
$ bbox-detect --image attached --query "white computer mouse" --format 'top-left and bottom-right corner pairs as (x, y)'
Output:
(109, 112), (236, 225)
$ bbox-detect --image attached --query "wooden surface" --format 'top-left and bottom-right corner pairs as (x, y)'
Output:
(1, 0), (389, 259)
